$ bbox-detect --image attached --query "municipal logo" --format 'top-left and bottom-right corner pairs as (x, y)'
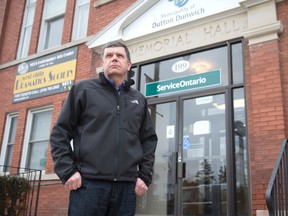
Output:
(168, 0), (189, 7)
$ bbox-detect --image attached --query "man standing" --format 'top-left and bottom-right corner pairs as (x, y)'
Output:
(50, 41), (158, 215)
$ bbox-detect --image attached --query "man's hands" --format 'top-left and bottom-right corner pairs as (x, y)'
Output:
(65, 173), (148, 196)
(134, 177), (148, 196)
(64, 172), (82, 191)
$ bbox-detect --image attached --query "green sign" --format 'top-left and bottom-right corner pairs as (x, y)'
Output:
(145, 69), (221, 97)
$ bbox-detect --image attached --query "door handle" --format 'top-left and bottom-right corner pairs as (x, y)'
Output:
(172, 152), (178, 184)
(178, 162), (186, 179)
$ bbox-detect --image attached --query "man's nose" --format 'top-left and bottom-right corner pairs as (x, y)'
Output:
(112, 55), (119, 61)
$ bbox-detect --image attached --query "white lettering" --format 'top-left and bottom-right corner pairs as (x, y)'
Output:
(156, 77), (207, 92)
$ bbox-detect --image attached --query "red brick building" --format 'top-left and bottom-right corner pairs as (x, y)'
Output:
(0, 0), (287, 215)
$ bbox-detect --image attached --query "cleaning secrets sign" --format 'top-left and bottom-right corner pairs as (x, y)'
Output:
(13, 46), (78, 103)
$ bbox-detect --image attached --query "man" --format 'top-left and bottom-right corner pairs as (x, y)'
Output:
(50, 41), (158, 215)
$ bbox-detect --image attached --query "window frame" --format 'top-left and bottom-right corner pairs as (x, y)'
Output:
(38, 0), (66, 51)
(20, 106), (53, 171)
(43, 14), (65, 49)
(17, 0), (37, 58)
(0, 113), (19, 173)
(72, 0), (90, 41)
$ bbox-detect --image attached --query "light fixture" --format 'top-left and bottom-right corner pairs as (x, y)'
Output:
(190, 61), (212, 73)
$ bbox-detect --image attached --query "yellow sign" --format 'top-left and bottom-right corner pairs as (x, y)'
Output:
(13, 47), (78, 103)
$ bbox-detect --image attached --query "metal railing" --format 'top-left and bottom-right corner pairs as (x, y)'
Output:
(266, 139), (288, 216)
(0, 165), (42, 216)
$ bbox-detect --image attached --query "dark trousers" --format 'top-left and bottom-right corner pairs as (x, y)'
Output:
(68, 178), (136, 216)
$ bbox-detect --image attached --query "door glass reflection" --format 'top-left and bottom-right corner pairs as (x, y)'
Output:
(182, 94), (227, 216)
(136, 102), (176, 215)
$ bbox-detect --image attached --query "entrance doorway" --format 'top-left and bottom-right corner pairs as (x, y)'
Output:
(135, 41), (249, 215)
(137, 93), (228, 215)
(181, 93), (227, 215)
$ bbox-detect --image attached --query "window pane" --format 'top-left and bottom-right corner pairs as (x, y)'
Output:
(8, 116), (18, 144)
(46, 0), (66, 17)
(140, 46), (228, 96)
(73, 0), (89, 40)
(27, 141), (48, 170)
(2, 115), (18, 172)
(39, 0), (66, 51)
(4, 145), (13, 172)
(30, 110), (52, 141)
(130, 66), (138, 89)
(27, 109), (52, 170)
(136, 102), (177, 214)
(44, 16), (64, 49)
(76, 4), (89, 38)
(18, 0), (36, 58)
(26, 5), (36, 26)
(232, 43), (244, 84)
(20, 26), (33, 57)
(233, 88), (249, 216)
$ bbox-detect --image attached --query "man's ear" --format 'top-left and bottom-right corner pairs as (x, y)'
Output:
(127, 61), (132, 71)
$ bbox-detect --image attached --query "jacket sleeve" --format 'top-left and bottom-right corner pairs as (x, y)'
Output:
(138, 99), (158, 186)
(50, 84), (82, 184)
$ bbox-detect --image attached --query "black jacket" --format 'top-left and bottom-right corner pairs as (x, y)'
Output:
(50, 72), (157, 186)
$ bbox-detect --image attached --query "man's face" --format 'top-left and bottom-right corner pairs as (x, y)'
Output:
(101, 47), (131, 78)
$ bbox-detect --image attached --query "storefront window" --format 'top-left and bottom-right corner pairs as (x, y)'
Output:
(232, 43), (244, 84)
(136, 41), (249, 215)
(233, 87), (249, 216)
(140, 46), (228, 96)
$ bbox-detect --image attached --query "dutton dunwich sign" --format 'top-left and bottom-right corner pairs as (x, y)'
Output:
(123, 0), (242, 40)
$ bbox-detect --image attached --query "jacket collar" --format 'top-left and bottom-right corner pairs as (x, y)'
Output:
(99, 72), (135, 90)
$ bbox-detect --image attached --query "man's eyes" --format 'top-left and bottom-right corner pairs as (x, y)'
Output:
(105, 53), (125, 58)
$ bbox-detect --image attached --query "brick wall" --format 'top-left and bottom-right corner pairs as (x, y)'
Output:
(277, 0), (288, 137)
(36, 180), (69, 216)
(246, 39), (286, 214)
(0, 0), (136, 215)
(245, 1), (288, 213)
(0, 0), (25, 63)
(1, 0), (287, 215)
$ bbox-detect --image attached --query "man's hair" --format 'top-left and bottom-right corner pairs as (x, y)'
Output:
(101, 40), (131, 62)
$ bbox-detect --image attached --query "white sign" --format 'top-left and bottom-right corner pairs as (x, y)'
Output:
(124, 0), (243, 39)
(172, 60), (190, 73)
(166, 125), (175, 138)
(193, 120), (211, 135)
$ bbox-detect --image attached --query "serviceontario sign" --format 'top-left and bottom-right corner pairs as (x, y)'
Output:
(145, 69), (221, 97)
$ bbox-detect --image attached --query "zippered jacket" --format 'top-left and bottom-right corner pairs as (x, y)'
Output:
(50, 72), (158, 186)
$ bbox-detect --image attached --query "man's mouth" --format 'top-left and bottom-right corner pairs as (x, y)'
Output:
(110, 65), (120, 69)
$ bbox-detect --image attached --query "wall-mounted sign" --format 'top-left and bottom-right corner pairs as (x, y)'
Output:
(13, 46), (78, 103)
(145, 69), (221, 97)
(172, 60), (190, 73)
(123, 0), (242, 40)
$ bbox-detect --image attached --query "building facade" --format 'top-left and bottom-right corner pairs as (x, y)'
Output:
(0, 0), (287, 215)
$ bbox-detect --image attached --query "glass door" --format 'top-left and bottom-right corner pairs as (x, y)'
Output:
(136, 100), (177, 215)
(180, 94), (227, 216)
(136, 93), (228, 216)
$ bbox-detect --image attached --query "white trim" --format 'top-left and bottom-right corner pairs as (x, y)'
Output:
(41, 173), (59, 180)
(243, 20), (283, 45)
(86, 0), (155, 50)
